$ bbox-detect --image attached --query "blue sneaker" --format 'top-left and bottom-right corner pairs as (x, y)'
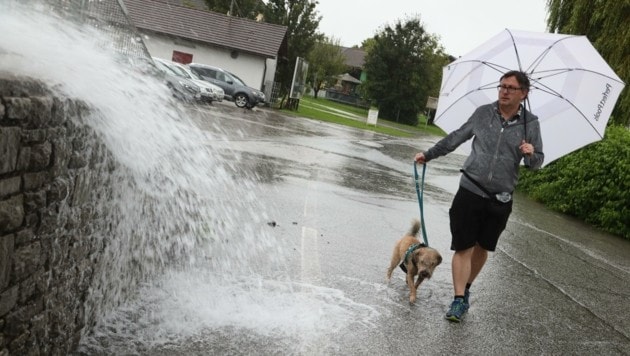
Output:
(463, 289), (471, 309)
(445, 298), (467, 322)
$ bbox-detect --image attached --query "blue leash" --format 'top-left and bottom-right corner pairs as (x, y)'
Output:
(413, 162), (429, 246)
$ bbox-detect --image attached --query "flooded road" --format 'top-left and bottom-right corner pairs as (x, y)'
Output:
(82, 102), (630, 355)
(152, 102), (629, 355)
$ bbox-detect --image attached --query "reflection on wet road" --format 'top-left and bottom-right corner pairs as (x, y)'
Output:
(97, 102), (630, 355)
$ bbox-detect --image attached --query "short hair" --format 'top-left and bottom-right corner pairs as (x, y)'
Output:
(501, 70), (530, 91)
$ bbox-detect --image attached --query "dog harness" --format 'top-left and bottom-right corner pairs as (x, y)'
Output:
(399, 243), (426, 273)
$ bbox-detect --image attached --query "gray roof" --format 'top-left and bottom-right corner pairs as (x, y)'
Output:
(123, 0), (288, 59)
(341, 47), (366, 68)
(338, 73), (361, 84)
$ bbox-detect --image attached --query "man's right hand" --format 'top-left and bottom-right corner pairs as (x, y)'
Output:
(415, 152), (426, 164)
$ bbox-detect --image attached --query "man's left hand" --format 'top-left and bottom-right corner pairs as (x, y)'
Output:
(520, 140), (534, 156)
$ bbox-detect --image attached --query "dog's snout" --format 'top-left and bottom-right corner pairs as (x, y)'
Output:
(419, 270), (431, 278)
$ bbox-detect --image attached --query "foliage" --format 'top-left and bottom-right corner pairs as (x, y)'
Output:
(204, 0), (265, 18)
(306, 36), (346, 99)
(262, 0), (321, 103)
(546, 0), (630, 127)
(362, 17), (449, 125)
(518, 125), (630, 240)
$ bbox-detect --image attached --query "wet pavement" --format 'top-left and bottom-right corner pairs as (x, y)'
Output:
(146, 101), (630, 355)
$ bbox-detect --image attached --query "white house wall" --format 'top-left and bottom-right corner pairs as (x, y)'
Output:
(141, 32), (271, 91)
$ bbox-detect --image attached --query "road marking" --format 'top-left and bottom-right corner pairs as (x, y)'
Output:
(301, 181), (322, 283)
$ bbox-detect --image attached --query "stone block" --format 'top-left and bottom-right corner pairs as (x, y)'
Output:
(0, 177), (20, 199)
(0, 127), (20, 174)
(50, 138), (69, 178)
(14, 229), (35, 247)
(0, 286), (17, 317)
(28, 97), (53, 128)
(4, 98), (30, 121)
(12, 242), (41, 282)
(47, 176), (70, 204)
(23, 190), (46, 214)
(22, 171), (49, 191)
(27, 142), (52, 171)
(20, 129), (47, 144)
(15, 146), (30, 171)
(70, 171), (90, 207)
(0, 234), (14, 290)
(68, 151), (88, 169)
(0, 195), (24, 232)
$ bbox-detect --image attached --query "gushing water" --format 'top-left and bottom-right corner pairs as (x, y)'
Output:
(0, 2), (378, 353)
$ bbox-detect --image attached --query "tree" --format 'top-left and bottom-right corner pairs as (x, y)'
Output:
(204, 0), (265, 19)
(546, 0), (630, 127)
(362, 17), (448, 125)
(306, 35), (346, 99)
(262, 0), (321, 106)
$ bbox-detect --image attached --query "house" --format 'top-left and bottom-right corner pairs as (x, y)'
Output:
(123, 0), (288, 97)
(341, 47), (367, 82)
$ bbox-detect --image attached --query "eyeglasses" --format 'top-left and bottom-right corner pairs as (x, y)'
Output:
(497, 85), (523, 93)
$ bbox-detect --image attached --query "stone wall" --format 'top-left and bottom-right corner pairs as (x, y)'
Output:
(0, 74), (118, 355)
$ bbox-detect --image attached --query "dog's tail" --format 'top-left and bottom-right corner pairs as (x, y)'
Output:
(409, 219), (421, 237)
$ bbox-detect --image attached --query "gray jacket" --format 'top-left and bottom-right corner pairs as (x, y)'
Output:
(424, 101), (544, 198)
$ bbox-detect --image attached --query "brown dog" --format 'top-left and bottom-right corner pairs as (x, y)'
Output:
(386, 219), (442, 303)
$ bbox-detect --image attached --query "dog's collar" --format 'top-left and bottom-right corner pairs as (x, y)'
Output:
(404, 243), (425, 264)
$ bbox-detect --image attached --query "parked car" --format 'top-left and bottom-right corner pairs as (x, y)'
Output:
(151, 58), (201, 102)
(188, 63), (266, 108)
(153, 57), (224, 104)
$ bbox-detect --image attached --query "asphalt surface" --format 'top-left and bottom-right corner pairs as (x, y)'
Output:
(83, 100), (630, 355)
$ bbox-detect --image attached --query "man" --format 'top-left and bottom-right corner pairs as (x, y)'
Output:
(414, 70), (544, 322)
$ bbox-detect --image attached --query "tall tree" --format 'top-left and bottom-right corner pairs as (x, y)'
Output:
(547, 0), (630, 127)
(262, 0), (321, 103)
(204, 0), (265, 19)
(306, 35), (346, 99)
(362, 17), (448, 125)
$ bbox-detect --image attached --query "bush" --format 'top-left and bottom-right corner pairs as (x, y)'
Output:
(518, 125), (630, 240)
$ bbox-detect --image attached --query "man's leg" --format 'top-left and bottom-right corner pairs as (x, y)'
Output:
(446, 246), (474, 322)
(468, 244), (488, 285)
(451, 246), (474, 296)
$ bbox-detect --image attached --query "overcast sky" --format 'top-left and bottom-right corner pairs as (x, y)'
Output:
(315, 0), (549, 57)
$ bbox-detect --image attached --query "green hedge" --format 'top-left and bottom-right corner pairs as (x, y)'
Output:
(518, 125), (630, 240)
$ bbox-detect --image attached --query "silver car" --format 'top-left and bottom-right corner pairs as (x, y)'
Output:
(153, 57), (224, 103)
(189, 63), (266, 108)
(152, 58), (201, 102)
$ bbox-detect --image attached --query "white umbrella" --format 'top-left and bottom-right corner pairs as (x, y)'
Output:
(434, 29), (625, 166)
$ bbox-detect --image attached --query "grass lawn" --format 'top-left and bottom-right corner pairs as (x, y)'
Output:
(280, 96), (446, 138)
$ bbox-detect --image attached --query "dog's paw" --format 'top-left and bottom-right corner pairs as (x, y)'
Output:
(409, 295), (416, 304)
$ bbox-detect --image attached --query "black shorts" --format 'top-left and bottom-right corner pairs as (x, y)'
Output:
(449, 187), (513, 252)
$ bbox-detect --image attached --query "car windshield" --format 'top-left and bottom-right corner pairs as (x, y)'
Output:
(153, 60), (178, 76)
(186, 68), (203, 80)
(168, 64), (192, 79)
(226, 71), (246, 86)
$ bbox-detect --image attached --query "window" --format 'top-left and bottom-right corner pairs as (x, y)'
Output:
(172, 51), (193, 64)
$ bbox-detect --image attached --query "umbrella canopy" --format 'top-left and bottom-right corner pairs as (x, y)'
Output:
(434, 29), (625, 166)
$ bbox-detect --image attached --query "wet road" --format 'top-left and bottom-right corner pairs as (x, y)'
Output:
(151, 102), (630, 355)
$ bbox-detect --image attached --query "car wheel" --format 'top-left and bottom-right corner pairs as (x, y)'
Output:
(234, 94), (249, 108)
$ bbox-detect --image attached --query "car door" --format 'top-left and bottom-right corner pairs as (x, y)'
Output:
(213, 70), (236, 97)
(191, 67), (230, 96)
